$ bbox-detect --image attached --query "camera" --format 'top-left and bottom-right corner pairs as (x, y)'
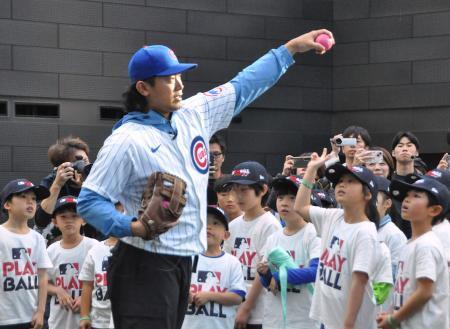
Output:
(291, 155), (311, 169)
(70, 156), (92, 178)
(364, 151), (384, 164)
(333, 137), (357, 147)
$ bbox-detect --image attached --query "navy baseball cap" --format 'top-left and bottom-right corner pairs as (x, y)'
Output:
(425, 168), (450, 190)
(229, 161), (270, 185)
(128, 45), (197, 83)
(271, 175), (322, 206)
(207, 206), (228, 230)
(313, 189), (335, 207)
(390, 177), (449, 212)
(325, 164), (378, 199)
(375, 176), (391, 195)
(53, 196), (78, 216)
(214, 175), (233, 193)
(0, 179), (49, 207)
(271, 175), (302, 192)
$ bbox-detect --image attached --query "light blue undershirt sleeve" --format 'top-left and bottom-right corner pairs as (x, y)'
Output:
(78, 187), (133, 237)
(230, 45), (295, 116)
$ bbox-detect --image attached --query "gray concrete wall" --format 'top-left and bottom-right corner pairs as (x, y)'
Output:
(332, 0), (450, 155)
(1, 0), (449, 182)
(0, 0), (333, 180)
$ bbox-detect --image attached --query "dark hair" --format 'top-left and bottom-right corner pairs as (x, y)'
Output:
(391, 131), (420, 151)
(379, 191), (392, 202)
(248, 183), (269, 207)
(370, 146), (395, 179)
(342, 126), (372, 147)
(122, 78), (155, 113)
(2, 195), (13, 214)
(424, 192), (446, 225)
(47, 136), (90, 167)
(210, 133), (227, 154)
(274, 185), (297, 198)
(363, 186), (380, 229)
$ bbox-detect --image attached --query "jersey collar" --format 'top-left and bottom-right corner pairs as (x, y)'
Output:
(112, 110), (177, 136)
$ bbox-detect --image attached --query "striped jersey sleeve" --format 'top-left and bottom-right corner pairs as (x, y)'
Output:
(183, 82), (236, 139)
(82, 130), (137, 204)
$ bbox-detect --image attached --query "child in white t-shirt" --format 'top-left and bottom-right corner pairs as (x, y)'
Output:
(0, 179), (53, 329)
(374, 176), (407, 279)
(182, 206), (246, 329)
(377, 177), (450, 329)
(223, 161), (282, 329)
(424, 169), (450, 282)
(294, 150), (381, 329)
(46, 196), (98, 329)
(79, 236), (118, 329)
(257, 175), (321, 329)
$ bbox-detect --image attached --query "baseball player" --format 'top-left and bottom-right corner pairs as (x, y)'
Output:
(78, 29), (334, 329)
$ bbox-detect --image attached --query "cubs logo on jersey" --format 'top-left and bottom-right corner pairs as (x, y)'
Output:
(190, 136), (209, 174)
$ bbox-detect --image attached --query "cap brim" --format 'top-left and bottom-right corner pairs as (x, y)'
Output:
(390, 179), (435, 203)
(52, 202), (77, 216)
(155, 63), (198, 77)
(326, 165), (360, 186)
(16, 185), (50, 201)
(227, 178), (259, 185)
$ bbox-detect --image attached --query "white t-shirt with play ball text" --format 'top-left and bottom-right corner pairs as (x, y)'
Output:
(223, 212), (281, 324)
(47, 237), (98, 329)
(182, 252), (246, 329)
(261, 223), (321, 329)
(308, 207), (379, 329)
(0, 226), (53, 326)
(79, 240), (114, 329)
(393, 231), (449, 329)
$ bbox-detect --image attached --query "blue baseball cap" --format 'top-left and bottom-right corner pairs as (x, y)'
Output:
(128, 45), (197, 83)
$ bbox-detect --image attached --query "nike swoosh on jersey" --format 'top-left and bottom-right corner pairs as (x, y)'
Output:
(151, 144), (161, 153)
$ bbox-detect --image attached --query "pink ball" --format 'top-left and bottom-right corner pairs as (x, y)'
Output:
(315, 33), (334, 51)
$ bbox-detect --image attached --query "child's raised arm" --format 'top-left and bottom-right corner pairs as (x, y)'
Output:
(294, 148), (333, 220)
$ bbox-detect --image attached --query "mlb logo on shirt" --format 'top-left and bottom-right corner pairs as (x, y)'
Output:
(197, 270), (222, 284)
(102, 256), (109, 272)
(234, 237), (251, 249)
(12, 247), (31, 259)
(59, 263), (79, 275)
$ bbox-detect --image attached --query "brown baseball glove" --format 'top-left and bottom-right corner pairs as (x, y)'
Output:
(137, 172), (187, 240)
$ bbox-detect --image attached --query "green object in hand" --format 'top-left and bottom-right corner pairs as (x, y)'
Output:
(267, 247), (303, 329)
(373, 282), (392, 305)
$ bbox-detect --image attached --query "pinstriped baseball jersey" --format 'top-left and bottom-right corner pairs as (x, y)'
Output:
(83, 82), (236, 256)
